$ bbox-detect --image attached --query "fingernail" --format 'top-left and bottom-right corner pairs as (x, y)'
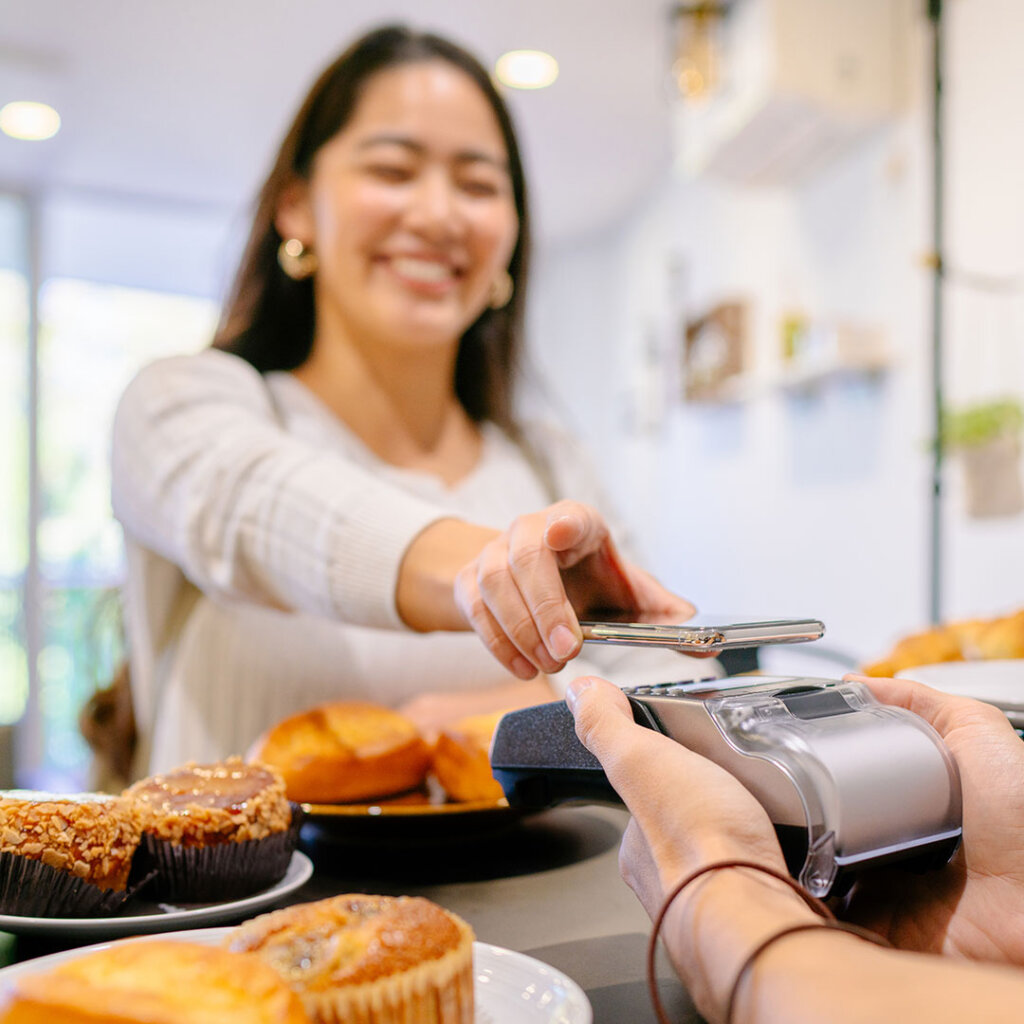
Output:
(511, 656), (535, 679)
(549, 624), (578, 661)
(544, 514), (581, 545)
(565, 677), (594, 712)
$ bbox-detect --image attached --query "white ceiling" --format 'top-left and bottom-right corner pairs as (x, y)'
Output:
(0, 0), (680, 244)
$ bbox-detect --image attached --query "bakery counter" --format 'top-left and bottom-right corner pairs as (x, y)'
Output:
(0, 806), (704, 1023)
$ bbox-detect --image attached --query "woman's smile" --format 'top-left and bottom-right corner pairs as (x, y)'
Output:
(378, 252), (464, 296)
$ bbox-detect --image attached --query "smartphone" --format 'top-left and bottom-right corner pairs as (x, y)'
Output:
(578, 617), (825, 652)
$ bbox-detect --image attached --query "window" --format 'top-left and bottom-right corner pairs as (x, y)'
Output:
(4, 190), (229, 788)
(34, 279), (217, 786)
(0, 197), (30, 739)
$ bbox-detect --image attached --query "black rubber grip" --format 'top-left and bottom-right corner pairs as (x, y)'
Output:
(490, 700), (653, 809)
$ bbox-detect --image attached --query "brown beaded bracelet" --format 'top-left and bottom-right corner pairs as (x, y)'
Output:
(645, 859), (887, 1024)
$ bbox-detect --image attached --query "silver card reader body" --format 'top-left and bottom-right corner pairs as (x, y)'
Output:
(490, 676), (962, 897)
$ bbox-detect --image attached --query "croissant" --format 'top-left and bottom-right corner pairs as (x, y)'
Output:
(862, 608), (1024, 677)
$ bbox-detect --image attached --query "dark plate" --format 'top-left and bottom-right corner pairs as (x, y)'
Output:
(300, 784), (519, 844)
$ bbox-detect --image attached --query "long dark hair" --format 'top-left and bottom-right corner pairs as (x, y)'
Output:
(213, 25), (531, 433)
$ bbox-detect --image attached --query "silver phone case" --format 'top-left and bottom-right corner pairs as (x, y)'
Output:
(578, 618), (825, 652)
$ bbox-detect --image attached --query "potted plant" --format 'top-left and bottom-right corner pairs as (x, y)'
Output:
(941, 398), (1024, 518)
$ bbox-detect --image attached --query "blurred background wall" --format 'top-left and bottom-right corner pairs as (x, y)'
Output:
(531, 0), (1024, 663)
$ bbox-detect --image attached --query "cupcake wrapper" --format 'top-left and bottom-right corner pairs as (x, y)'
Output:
(0, 850), (136, 918)
(133, 802), (304, 903)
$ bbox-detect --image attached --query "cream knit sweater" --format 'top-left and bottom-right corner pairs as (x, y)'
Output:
(112, 349), (716, 772)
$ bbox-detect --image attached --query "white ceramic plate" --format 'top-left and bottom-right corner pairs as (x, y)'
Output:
(895, 660), (1024, 721)
(0, 851), (312, 938)
(0, 927), (592, 1024)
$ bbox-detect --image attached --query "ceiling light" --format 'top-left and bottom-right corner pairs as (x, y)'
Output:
(495, 50), (559, 90)
(0, 101), (61, 141)
(672, 2), (730, 102)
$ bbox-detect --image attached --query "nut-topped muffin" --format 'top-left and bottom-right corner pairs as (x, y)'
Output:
(226, 894), (474, 1024)
(123, 757), (299, 901)
(125, 758), (291, 846)
(0, 790), (142, 915)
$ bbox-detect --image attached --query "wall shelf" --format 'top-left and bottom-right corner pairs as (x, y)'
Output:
(774, 355), (892, 396)
(682, 355), (891, 407)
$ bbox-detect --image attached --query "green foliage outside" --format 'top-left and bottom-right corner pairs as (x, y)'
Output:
(2, 268), (217, 786)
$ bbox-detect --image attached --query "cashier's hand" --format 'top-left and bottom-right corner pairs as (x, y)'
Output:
(565, 675), (786, 922)
(842, 674), (1024, 967)
(454, 501), (697, 680)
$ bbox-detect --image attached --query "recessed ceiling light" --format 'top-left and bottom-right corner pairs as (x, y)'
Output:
(494, 50), (559, 90)
(0, 101), (61, 141)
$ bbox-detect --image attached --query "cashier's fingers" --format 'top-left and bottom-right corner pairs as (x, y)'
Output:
(566, 676), (784, 871)
(567, 675), (710, 795)
(844, 674), (1017, 740)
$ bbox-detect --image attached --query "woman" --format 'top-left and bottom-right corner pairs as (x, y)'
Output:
(567, 672), (1024, 1022)
(112, 25), (712, 774)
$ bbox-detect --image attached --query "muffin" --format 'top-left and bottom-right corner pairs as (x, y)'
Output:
(0, 790), (142, 916)
(248, 702), (432, 804)
(124, 758), (298, 901)
(225, 894), (474, 1024)
(0, 939), (310, 1024)
(431, 711), (506, 803)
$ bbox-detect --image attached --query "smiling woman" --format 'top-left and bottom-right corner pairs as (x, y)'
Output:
(274, 59), (519, 477)
(109, 25), (712, 777)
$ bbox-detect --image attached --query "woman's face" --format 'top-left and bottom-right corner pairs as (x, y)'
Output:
(278, 60), (519, 355)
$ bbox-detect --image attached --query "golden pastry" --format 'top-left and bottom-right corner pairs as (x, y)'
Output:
(248, 702), (432, 804)
(0, 939), (310, 1024)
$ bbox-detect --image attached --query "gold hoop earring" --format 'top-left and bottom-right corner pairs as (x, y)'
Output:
(488, 269), (514, 309)
(277, 238), (318, 280)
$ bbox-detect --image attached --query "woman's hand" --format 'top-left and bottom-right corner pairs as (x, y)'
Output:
(452, 500), (696, 679)
(565, 675), (785, 919)
(841, 674), (1024, 966)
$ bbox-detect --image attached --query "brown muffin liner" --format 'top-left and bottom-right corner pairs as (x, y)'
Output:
(0, 850), (144, 918)
(131, 802), (304, 903)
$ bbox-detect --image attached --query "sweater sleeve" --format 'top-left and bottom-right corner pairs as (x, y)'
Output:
(111, 349), (447, 629)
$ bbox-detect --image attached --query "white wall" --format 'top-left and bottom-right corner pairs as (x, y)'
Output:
(40, 191), (243, 300)
(941, 0), (1024, 623)
(528, 0), (1024, 668)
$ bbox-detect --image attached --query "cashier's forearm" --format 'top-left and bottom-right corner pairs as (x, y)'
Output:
(665, 871), (1024, 1024)
(737, 930), (1024, 1024)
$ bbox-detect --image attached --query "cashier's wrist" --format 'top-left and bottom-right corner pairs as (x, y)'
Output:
(723, 917), (890, 1024)
(647, 860), (828, 1023)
